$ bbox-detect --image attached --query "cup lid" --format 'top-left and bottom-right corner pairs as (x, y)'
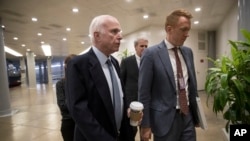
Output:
(130, 101), (144, 110)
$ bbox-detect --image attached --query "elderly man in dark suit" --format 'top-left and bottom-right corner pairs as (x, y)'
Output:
(65, 15), (134, 141)
(139, 9), (200, 141)
(120, 38), (148, 140)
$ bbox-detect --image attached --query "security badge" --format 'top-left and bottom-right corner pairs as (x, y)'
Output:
(178, 77), (186, 90)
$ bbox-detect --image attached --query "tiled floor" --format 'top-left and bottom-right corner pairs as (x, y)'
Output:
(0, 84), (227, 141)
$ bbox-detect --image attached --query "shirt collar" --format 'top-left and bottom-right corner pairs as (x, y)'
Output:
(92, 46), (109, 66)
(164, 39), (179, 50)
(135, 53), (140, 60)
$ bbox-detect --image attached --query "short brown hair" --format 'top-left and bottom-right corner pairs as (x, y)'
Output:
(165, 9), (193, 27)
(64, 54), (77, 65)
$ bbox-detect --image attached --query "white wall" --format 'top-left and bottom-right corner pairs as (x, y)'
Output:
(216, 4), (238, 58)
(113, 26), (165, 62)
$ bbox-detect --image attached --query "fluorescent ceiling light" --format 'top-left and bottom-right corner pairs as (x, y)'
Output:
(41, 44), (51, 56)
(4, 46), (23, 57)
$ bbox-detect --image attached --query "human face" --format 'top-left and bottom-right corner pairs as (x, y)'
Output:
(135, 39), (148, 57)
(166, 16), (191, 46)
(95, 17), (122, 56)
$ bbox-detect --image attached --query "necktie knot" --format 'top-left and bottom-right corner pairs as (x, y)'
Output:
(172, 47), (178, 53)
(106, 59), (112, 66)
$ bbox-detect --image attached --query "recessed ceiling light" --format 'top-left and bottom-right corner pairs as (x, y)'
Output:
(143, 15), (149, 19)
(13, 37), (18, 40)
(195, 7), (201, 12)
(66, 28), (71, 31)
(31, 17), (38, 22)
(27, 49), (31, 52)
(81, 41), (85, 44)
(1, 25), (5, 28)
(41, 41), (45, 44)
(37, 33), (42, 36)
(63, 38), (67, 41)
(194, 21), (199, 24)
(21, 44), (26, 47)
(72, 8), (79, 13)
(125, 0), (133, 2)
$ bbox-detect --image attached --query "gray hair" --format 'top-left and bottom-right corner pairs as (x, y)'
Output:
(134, 37), (148, 47)
(89, 15), (114, 44)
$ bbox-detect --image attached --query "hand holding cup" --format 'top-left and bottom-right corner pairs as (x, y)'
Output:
(129, 101), (144, 126)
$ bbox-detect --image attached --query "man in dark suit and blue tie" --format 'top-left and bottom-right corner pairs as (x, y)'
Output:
(120, 37), (148, 140)
(139, 9), (200, 141)
(65, 15), (134, 141)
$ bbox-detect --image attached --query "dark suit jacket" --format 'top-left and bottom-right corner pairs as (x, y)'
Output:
(120, 55), (139, 105)
(138, 41), (199, 137)
(65, 48), (133, 141)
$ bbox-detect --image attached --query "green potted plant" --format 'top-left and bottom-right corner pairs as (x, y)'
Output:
(205, 29), (250, 133)
(118, 48), (132, 60)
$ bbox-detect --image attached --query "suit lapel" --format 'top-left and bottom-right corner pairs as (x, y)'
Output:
(87, 49), (117, 129)
(132, 55), (139, 72)
(180, 47), (194, 83)
(158, 41), (176, 89)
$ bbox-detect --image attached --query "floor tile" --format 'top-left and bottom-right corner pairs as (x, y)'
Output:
(0, 84), (228, 141)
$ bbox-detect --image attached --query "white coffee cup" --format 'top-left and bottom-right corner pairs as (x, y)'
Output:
(129, 101), (144, 126)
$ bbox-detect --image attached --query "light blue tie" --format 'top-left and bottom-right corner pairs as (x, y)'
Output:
(106, 59), (122, 130)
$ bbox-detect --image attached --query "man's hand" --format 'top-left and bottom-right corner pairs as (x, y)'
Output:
(127, 108), (143, 124)
(140, 127), (152, 141)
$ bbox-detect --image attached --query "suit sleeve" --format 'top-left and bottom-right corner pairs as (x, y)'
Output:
(138, 49), (154, 128)
(188, 49), (200, 125)
(56, 79), (67, 114)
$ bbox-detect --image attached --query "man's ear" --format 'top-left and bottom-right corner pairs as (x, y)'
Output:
(165, 25), (172, 33)
(94, 32), (100, 41)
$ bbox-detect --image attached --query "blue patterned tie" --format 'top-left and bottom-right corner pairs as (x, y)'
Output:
(106, 59), (122, 130)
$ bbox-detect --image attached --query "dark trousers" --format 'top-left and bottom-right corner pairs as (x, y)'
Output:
(61, 118), (75, 141)
(132, 126), (137, 141)
(154, 111), (196, 141)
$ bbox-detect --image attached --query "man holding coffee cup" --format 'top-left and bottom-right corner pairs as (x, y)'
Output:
(120, 37), (148, 141)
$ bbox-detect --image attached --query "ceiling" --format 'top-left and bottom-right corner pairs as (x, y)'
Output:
(0, 0), (237, 59)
